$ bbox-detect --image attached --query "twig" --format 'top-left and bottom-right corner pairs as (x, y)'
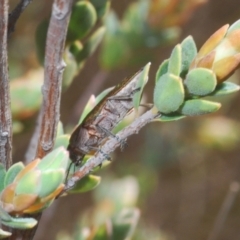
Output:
(64, 107), (160, 190)
(8, 0), (33, 36)
(36, 0), (74, 159)
(0, 0), (12, 170)
(11, 1), (74, 239)
(208, 181), (240, 240)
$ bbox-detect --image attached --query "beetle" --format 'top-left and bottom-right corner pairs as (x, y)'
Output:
(67, 68), (145, 167)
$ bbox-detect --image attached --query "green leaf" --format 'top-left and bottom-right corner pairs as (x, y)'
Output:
(155, 59), (169, 82)
(39, 170), (65, 198)
(75, 27), (106, 63)
(185, 68), (217, 96)
(0, 229), (11, 238)
(154, 73), (184, 114)
(100, 33), (128, 70)
(90, 0), (110, 19)
(227, 19), (240, 36)
(112, 208), (140, 240)
(153, 113), (186, 122)
(180, 36), (197, 77)
(62, 50), (78, 89)
(133, 62), (150, 109)
(2, 216), (37, 229)
(78, 86), (114, 125)
(15, 171), (41, 195)
(68, 175), (101, 194)
(78, 95), (97, 124)
(10, 78), (42, 119)
(210, 82), (240, 96)
(168, 44), (182, 76)
(0, 205), (12, 222)
(54, 134), (70, 150)
(37, 147), (69, 171)
(67, 1), (97, 42)
(4, 162), (24, 188)
(0, 164), (6, 192)
(56, 121), (64, 137)
(92, 224), (109, 240)
(179, 99), (221, 116)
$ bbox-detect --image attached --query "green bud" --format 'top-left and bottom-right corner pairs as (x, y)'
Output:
(75, 27), (106, 63)
(154, 73), (184, 114)
(185, 68), (217, 96)
(180, 36), (197, 77)
(15, 171), (41, 195)
(179, 99), (221, 116)
(4, 162), (24, 188)
(155, 59), (169, 82)
(168, 44), (182, 76)
(37, 147), (69, 171)
(67, 1), (97, 42)
(39, 170), (65, 198)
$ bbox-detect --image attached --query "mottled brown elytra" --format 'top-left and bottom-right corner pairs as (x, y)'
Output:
(67, 68), (145, 169)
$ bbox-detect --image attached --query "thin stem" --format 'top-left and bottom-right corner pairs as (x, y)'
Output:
(10, 0), (74, 239)
(8, 0), (33, 36)
(64, 107), (160, 191)
(36, 0), (74, 159)
(0, 0), (12, 170)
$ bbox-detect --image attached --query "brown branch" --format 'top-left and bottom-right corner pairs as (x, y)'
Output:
(8, 0), (33, 36)
(8, 1), (74, 239)
(36, 0), (74, 159)
(0, 0), (12, 170)
(65, 107), (160, 190)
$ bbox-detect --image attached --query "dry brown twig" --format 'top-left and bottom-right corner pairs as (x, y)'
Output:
(8, 0), (34, 37)
(2, 0), (74, 239)
(0, 0), (12, 171)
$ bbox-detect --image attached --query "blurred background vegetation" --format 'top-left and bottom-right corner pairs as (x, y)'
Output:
(7, 0), (240, 239)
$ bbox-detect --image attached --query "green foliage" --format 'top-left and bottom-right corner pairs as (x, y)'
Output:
(168, 44), (182, 76)
(100, 0), (180, 70)
(73, 27), (106, 64)
(0, 164), (6, 192)
(179, 99), (221, 116)
(153, 24), (240, 119)
(4, 162), (24, 188)
(180, 36), (197, 77)
(0, 148), (69, 218)
(89, 0), (110, 19)
(68, 175), (101, 193)
(210, 82), (240, 96)
(154, 73), (185, 114)
(67, 1), (97, 42)
(185, 68), (217, 96)
(155, 59), (169, 81)
(133, 63), (151, 109)
(0, 205), (37, 237)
